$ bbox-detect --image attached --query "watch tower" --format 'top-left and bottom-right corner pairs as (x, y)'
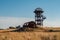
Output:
(34, 8), (46, 26)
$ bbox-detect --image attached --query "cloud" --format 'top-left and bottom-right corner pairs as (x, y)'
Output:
(0, 17), (60, 29)
(44, 19), (60, 27)
(0, 17), (34, 29)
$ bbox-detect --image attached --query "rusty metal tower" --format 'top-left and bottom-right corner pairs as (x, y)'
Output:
(34, 8), (46, 26)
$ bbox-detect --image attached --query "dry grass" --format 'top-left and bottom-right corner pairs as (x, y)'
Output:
(0, 27), (60, 40)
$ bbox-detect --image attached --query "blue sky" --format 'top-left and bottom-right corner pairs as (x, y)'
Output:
(0, 0), (60, 29)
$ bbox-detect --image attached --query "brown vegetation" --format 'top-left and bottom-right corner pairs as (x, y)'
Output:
(0, 27), (60, 40)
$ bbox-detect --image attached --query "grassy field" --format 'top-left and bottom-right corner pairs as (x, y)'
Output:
(0, 27), (60, 40)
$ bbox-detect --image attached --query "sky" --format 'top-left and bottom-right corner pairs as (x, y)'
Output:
(0, 0), (60, 29)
